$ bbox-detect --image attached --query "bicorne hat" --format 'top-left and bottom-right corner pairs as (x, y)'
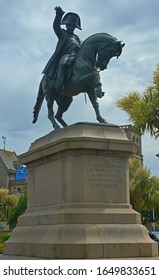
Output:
(61, 12), (82, 30)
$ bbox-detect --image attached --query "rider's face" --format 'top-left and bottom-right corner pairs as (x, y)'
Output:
(66, 24), (76, 34)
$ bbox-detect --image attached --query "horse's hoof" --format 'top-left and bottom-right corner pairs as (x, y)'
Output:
(53, 124), (60, 130)
(101, 120), (108, 124)
(98, 117), (108, 124)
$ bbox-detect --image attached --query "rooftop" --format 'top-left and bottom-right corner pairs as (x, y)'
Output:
(0, 149), (19, 171)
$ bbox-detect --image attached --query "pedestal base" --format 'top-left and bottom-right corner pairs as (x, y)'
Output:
(4, 206), (158, 258)
(4, 123), (158, 258)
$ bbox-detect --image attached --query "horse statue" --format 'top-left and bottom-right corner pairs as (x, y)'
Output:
(32, 32), (125, 129)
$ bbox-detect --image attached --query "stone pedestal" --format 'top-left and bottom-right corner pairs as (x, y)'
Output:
(4, 123), (158, 258)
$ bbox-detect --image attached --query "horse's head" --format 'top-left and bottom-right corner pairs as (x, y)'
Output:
(96, 41), (125, 71)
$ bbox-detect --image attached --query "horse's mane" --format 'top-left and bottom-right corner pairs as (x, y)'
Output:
(81, 32), (117, 47)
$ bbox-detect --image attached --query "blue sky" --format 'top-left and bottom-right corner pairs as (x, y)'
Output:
(1, 0), (159, 176)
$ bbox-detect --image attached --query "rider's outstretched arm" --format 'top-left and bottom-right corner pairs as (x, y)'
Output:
(53, 6), (65, 38)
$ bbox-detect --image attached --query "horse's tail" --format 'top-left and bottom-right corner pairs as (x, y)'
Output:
(32, 81), (45, 124)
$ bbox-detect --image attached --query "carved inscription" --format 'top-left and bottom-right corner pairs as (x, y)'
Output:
(87, 157), (123, 188)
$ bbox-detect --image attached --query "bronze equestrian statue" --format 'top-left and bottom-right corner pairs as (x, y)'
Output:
(33, 6), (125, 129)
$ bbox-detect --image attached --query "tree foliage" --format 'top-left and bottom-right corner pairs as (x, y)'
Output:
(117, 64), (159, 137)
(8, 192), (27, 229)
(0, 188), (18, 223)
(129, 158), (159, 213)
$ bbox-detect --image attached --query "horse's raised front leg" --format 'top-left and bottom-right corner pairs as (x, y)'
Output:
(45, 91), (60, 129)
(87, 91), (107, 124)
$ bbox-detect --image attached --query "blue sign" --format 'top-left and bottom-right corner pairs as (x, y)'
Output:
(15, 165), (27, 180)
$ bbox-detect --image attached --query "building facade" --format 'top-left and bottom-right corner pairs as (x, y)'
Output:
(121, 125), (143, 162)
(0, 149), (27, 194)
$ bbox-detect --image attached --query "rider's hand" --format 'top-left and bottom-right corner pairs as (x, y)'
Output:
(54, 6), (65, 15)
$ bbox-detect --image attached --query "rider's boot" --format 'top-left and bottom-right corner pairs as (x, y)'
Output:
(55, 64), (65, 91)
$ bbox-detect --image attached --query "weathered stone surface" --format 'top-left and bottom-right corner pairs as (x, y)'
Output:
(4, 123), (158, 258)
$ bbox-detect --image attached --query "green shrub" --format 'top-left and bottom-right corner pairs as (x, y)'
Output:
(0, 243), (3, 254)
(0, 232), (11, 243)
(0, 232), (11, 254)
(8, 193), (27, 229)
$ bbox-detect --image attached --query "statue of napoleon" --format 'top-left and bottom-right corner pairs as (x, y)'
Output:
(42, 6), (83, 92)
(33, 5), (124, 129)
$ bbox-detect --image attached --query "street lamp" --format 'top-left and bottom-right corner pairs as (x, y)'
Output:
(2, 136), (6, 150)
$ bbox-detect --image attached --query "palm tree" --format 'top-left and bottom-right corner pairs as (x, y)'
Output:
(117, 64), (159, 137)
(129, 158), (159, 213)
